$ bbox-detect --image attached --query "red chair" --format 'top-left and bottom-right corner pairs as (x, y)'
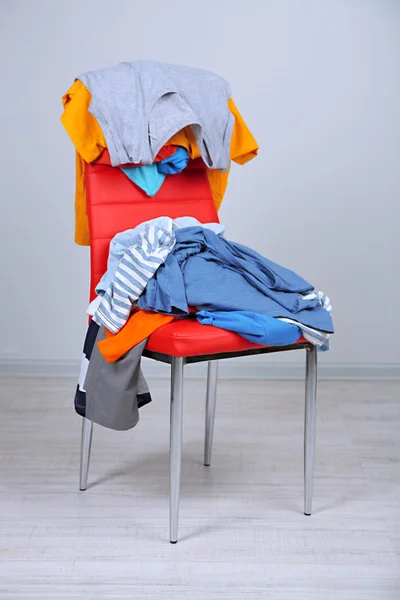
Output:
(79, 158), (318, 543)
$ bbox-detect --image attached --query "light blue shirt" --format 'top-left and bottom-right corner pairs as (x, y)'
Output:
(138, 226), (334, 334)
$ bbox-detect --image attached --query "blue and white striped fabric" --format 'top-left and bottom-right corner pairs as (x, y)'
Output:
(95, 224), (176, 333)
(300, 290), (332, 313)
(279, 318), (330, 351)
(287, 289), (332, 351)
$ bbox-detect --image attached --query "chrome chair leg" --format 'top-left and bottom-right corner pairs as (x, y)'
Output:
(304, 346), (318, 515)
(169, 357), (184, 543)
(79, 417), (93, 491)
(204, 360), (219, 466)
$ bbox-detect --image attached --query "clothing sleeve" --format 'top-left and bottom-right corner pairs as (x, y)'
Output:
(94, 225), (176, 333)
(228, 98), (259, 165)
(61, 80), (106, 163)
(61, 81), (107, 246)
(206, 99), (258, 211)
(98, 311), (176, 362)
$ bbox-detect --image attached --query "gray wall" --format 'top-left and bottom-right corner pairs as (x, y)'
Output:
(0, 0), (399, 373)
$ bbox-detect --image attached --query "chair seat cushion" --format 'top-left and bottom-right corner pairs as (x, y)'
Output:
(145, 319), (306, 358)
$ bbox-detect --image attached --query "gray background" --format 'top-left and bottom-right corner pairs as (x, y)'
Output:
(0, 0), (399, 375)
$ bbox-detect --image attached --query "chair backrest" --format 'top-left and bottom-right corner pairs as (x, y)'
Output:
(86, 158), (219, 300)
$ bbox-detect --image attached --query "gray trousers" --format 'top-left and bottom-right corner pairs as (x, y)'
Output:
(84, 326), (150, 431)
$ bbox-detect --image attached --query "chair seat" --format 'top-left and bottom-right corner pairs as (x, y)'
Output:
(145, 318), (306, 358)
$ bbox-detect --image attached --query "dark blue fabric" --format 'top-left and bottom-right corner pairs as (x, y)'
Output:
(157, 147), (190, 174)
(196, 310), (302, 345)
(74, 321), (100, 417)
(138, 227), (334, 333)
(83, 320), (100, 360)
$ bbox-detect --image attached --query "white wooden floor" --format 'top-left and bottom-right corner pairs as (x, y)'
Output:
(0, 377), (399, 599)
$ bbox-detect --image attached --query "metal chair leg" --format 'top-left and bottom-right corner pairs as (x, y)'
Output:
(169, 357), (184, 543)
(304, 345), (318, 515)
(79, 417), (93, 491)
(204, 360), (219, 466)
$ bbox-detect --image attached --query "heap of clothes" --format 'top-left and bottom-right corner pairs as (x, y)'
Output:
(61, 60), (334, 432)
(61, 59), (258, 246)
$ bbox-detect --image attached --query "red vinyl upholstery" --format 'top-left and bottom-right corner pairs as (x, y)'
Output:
(145, 319), (268, 357)
(86, 159), (218, 300)
(86, 159), (305, 357)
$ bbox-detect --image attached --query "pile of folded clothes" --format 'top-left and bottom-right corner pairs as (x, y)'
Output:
(61, 60), (333, 432)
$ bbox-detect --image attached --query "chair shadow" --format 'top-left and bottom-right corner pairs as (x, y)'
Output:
(84, 445), (368, 529)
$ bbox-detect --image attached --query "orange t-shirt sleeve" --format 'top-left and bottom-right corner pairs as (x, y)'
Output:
(61, 80), (106, 163)
(228, 98), (259, 165)
(206, 99), (259, 211)
(61, 81), (106, 245)
(204, 99), (258, 210)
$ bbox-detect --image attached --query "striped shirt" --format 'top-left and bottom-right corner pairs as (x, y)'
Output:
(95, 224), (175, 333)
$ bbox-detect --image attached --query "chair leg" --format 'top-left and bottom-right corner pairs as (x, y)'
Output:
(169, 357), (184, 543)
(304, 345), (318, 516)
(204, 360), (219, 466)
(79, 417), (93, 491)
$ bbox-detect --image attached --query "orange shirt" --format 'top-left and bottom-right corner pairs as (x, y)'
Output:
(97, 310), (175, 362)
(61, 80), (258, 246)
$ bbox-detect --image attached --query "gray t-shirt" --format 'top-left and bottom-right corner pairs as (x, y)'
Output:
(79, 60), (234, 170)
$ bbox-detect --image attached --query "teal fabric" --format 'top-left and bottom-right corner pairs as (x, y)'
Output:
(120, 164), (165, 197)
(120, 147), (189, 196)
